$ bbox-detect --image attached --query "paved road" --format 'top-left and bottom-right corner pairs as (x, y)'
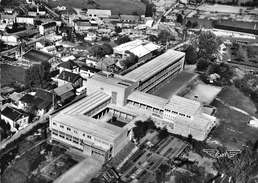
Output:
(0, 115), (48, 150)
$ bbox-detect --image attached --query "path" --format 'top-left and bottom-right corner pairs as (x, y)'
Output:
(0, 115), (48, 150)
(216, 98), (258, 122)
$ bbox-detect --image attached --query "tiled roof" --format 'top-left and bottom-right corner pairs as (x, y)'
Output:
(80, 65), (101, 73)
(23, 49), (54, 62)
(57, 70), (81, 83)
(35, 89), (54, 102)
(58, 60), (79, 70)
(1, 106), (23, 121)
(54, 83), (74, 96)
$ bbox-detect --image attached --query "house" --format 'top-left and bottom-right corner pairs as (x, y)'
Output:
(38, 6), (47, 16)
(22, 49), (56, 66)
(80, 65), (101, 79)
(96, 57), (116, 71)
(53, 83), (75, 104)
(86, 57), (99, 67)
(16, 16), (34, 25)
(1, 29), (39, 46)
(86, 9), (111, 19)
(120, 15), (140, 24)
(57, 70), (83, 88)
(74, 19), (98, 32)
(58, 60), (80, 73)
(1, 106), (29, 129)
(18, 89), (54, 115)
(8, 92), (24, 106)
(84, 32), (97, 41)
(39, 22), (57, 35)
(4, 8), (14, 14)
(0, 14), (16, 24)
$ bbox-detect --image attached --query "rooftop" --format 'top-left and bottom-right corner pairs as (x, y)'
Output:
(23, 49), (54, 62)
(58, 60), (79, 70)
(128, 91), (168, 110)
(197, 4), (247, 14)
(1, 106), (24, 121)
(113, 39), (145, 53)
(61, 90), (111, 115)
(124, 49), (185, 82)
(165, 95), (202, 116)
(91, 71), (137, 88)
(87, 9), (111, 17)
(54, 83), (74, 96)
(57, 70), (81, 83)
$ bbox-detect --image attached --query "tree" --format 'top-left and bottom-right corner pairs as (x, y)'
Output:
(123, 53), (138, 68)
(196, 58), (210, 71)
(157, 30), (175, 45)
(24, 61), (51, 89)
(145, 3), (154, 17)
(185, 20), (192, 29)
(115, 26), (122, 33)
(158, 128), (169, 140)
(102, 43), (113, 55)
(192, 21), (198, 28)
(132, 119), (156, 141)
(2, 168), (28, 183)
(197, 31), (219, 60)
(176, 14), (183, 24)
(116, 35), (131, 45)
(185, 45), (197, 65)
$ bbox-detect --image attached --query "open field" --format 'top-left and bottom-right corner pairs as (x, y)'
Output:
(1, 64), (26, 86)
(49, 0), (146, 15)
(210, 86), (258, 149)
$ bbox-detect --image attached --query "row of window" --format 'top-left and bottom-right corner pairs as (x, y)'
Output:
(52, 123), (109, 146)
(164, 110), (191, 119)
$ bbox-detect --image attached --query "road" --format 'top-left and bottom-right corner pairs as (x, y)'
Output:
(0, 115), (48, 150)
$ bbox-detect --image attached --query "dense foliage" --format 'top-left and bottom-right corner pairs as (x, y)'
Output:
(132, 119), (156, 141)
(91, 43), (113, 58)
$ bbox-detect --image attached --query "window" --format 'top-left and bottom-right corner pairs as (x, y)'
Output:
(87, 135), (91, 139)
(67, 127), (71, 131)
(82, 133), (85, 137)
(74, 130), (78, 134)
(60, 125), (64, 128)
(53, 122), (57, 126)
(100, 87), (104, 91)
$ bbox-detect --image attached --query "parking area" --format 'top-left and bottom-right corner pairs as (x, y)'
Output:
(104, 134), (188, 183)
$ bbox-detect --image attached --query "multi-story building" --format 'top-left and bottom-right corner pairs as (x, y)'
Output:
(124, 49), (185, 93)
(39, 22), (57, 35)
(16, 16), (34, 25)
(86, 9), (111, 19)
(49, 49), (217, 163)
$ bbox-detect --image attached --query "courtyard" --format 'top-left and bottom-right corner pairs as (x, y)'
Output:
(184, 84), (222, 105)
(152, 71), (198, 99)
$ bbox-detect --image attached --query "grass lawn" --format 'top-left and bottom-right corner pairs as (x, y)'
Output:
(1, 64), (26, 86)
(49, 0), (146, 15)
(210, 86), (258, 149)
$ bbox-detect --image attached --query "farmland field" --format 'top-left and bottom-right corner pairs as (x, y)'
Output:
(210, 86), (258, 149)
(49, 0), (146, 15)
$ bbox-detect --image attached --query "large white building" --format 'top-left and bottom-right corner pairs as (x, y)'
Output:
(49, 49), (216, 163)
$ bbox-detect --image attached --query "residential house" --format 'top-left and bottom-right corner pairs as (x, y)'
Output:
(86, 57), (99, 67)
(57, 70), (83, 88)
(74, 19), (98, 32)
(4, 8), (14, 14)
(86, 9), (111, 19)
(16, 16), (34, 25)
(39, 22), (57, 35)
(58, 60), (80, 73)
(53, 83), (75, 104)
(1, 106), (29, 129)
(120, 15), (140, 24)
(18, 89), (54, 115)
(80, 65), (101, 79)
(2, 29), (39, 46)
(0, 14), (16, 24)
(96, 57), (116, 71)
(9, 92), (24, 106)
(22, 49), (56, 67)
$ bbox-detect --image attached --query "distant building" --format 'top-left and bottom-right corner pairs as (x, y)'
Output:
(1, 106), (29, 130)
(58, 60), (80, 73)
(86, 9), (111, 19)
(18, 89), (54, 115)
(0, 14), (16, 24)
(53, 83), (75, 104)
(96, 57), (116, 71)
(74, 19), (98, 32)
(80, 65), (101, 79)
(39, 22), (57, 35)
(16, 16), (34, 25)
(22, 49), (56, 67)
(57, 70), (83, 88)
(2, 30), (39, 46)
